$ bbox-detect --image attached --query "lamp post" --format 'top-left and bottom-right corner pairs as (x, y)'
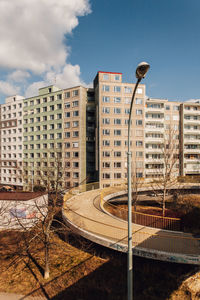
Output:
(127, 62), (150, 300)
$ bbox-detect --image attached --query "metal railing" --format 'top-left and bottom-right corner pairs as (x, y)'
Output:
(63, 182), (200, 258)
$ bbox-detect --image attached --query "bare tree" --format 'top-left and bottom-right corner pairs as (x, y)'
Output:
(13, 150), (69, 279)
(150, 125), (180, 217)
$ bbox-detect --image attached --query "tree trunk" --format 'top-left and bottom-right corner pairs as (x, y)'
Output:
(44, 243), (50, 279)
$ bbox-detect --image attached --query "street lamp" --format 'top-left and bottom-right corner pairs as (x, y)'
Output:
(127, 62), (150, 300)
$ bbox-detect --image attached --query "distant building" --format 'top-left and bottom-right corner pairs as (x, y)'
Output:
(0, 71), (200, 190)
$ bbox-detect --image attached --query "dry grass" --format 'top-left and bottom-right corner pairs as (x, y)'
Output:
(0, 229), (198, 300)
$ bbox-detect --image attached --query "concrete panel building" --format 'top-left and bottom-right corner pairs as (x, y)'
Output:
(0, 95), (24, 188)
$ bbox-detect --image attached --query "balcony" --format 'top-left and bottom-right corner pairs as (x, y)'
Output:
(184, 109), (200, 115)
(145, 148), (163, 154)
(145, 126), (164, 133)
(184, 118), (200, 124)
(184, 148), (200, 154)
(145, 106), (164, 113)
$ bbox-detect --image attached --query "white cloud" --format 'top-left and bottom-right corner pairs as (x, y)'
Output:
(8, 70), (31, 82)
(25, 64), (85, 97)
(0, 81), (20, 96)
(0, 0), (91, 99)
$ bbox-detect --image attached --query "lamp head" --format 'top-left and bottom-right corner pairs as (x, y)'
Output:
(136, 62), (150, 79)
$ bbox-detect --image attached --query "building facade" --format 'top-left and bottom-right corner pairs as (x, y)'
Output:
(0, 95), (24, 188)
(0, 71), (200, 190)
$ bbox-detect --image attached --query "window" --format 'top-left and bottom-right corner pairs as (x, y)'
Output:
(65, 132), (70, 138)
(57, 113), (62, 119)
(114, 75), (120, 81)
(36, 117), (40, 122)
(65, 112), (70, 118)
(103, 129), (110, 135)
(103, 85), (110, 92)
(136, 141), (143, 147)
(124, 87), (132, 93)
(103, 140), (110, 146)
(103, 74), (109, 80)
(50, 95), (54, 101)
(57, 133), (62, 139)
(165, 115), (170, 120)
(114, 162), (121, 168)
(136, 119), (143, 126)
(73, 162), (79, 168)
(136, 151), (143, 157)
(114, 86), (121, 92)
(114, 108), (121, 114)
(65, 152), (70, 158)
(125, 98), (131, 104)
(73, 172), (79, 179)
(114, 119), (121, 125)
(65, 122), (70, 128)
(114, 141), (121, 146)
(114, 97), (121, 103)
(65, 142), (70, 148)
(73, 131), (79, 137)
(114, 173), (121, 179)
(65, 102), (70, 109)
(73, 121), (79, 127)
(136, 109), (142, 115)
(103, 162), (111, 168)
(43, 116), (47, 121)
(72, 101), (79, 107)
(136, 88), (143, 94)
(102, 96), (110, 103)
(114, 130), (121, 136)
(30, 100), (34, 106)
(165, 105), (170, 110)
(50, 133), (54, 139)
(103, 151), (110, 157)
(42, 134), (47, 140)
(102, 118), (110, 124)
(50, 124), (54, 130)
(102, 107), (110, 113)
(65, 91), (70, 98)
(135, 98), (143, 104)
(43, 125), (47, 130)
(57, 94), (62, 100)
(72, 90), (79, 97)
(73, 111), (79, 117)
(73, 142), (79, 148)
(73, 152), (79, 157)
(125, 108), (130, 114)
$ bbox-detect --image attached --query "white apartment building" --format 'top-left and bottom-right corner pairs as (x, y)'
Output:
(180, 100), (200, 176)
(0, 95), (24, 188)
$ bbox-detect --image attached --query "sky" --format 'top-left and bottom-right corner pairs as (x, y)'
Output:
(0, 0), (200, 103)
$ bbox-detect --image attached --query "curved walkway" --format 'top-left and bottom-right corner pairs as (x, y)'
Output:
(63, 189), (200, 265)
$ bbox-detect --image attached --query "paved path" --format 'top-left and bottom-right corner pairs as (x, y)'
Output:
(63, 189), (200, 265)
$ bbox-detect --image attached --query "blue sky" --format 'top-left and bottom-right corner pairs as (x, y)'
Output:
(0, 0), (200, 102)
(68, 0), (200, 101)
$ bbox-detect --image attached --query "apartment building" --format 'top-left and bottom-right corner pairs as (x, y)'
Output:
(180, 100), (200, 176)
(63, 86), (97, 188)
(0, 71), (200, 191)
(144, 98), (180, 179)
(0, 95), (24, 188)
(94, 71), (146, 187)
(23, 86), (63, 190)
